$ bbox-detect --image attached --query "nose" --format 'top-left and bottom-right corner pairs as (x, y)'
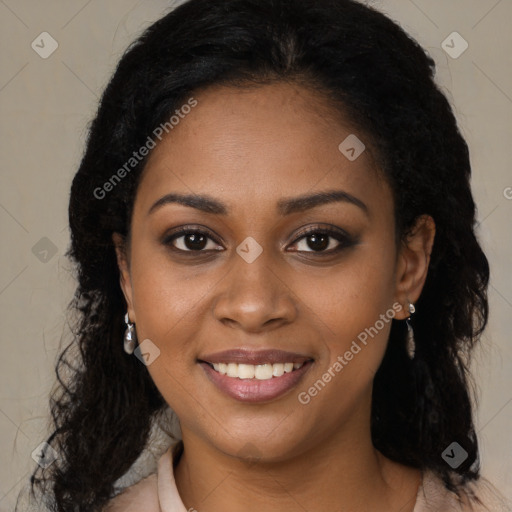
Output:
(212, 250), (297, 333)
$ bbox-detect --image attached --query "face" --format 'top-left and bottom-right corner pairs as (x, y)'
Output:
(114, 82), (434, 462)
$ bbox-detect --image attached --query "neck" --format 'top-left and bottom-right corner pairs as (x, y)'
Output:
(173, 413), (420, 512)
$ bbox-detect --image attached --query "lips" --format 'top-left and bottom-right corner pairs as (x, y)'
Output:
(197, 348), (314, 403)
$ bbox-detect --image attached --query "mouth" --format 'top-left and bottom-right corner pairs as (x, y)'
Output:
(197, 349), (314, 403)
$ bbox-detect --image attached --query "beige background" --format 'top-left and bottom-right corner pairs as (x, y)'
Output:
(0, 0), (511, 509)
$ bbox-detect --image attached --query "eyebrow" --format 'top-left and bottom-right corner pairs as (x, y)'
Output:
(278, 190), (368, 216)
(148, 193), (228, 216)
(147, 189), (368, 217)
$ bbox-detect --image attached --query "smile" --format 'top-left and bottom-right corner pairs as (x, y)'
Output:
(197, 349), (313, 402)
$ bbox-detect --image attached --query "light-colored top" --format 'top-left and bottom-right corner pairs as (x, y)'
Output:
(106, 440), (510, 512)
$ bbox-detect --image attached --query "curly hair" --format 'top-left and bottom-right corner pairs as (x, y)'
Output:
(24, 0), (489, 510)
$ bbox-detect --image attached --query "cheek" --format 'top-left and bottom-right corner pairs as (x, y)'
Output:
(303, 241), (397, 337)
(128, 252), (208, 416)
(298, 239), (397, 391)
(129, 233), (206, 321)
(128, 246), (212, 370)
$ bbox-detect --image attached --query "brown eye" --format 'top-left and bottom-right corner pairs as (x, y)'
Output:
(179, 233), (208, 250)
(302, 233), (331, 252)
(164, 228), (223, 252)
(289, 226), (356, 254)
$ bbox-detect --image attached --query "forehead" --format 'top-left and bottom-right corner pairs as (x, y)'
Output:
(134, 82), (390, 220)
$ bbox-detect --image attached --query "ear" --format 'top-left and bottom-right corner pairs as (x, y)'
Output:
(112, 232), (136, 323)
(393, 214), (436, 320)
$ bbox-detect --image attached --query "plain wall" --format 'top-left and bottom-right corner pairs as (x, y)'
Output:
(0, 0), (511, 509)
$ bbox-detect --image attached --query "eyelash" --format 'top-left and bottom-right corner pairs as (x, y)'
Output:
(162, 225), (356, 256)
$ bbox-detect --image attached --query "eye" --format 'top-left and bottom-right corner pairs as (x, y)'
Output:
(288, 226), (355, 254)
(163, 227), (223, 252)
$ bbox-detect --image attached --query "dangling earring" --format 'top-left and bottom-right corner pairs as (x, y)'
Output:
(405, 301), (416, 360)
(124, 312), (137, 354)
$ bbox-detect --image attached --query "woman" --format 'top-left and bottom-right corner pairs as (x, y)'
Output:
(17, 0), (510, 510)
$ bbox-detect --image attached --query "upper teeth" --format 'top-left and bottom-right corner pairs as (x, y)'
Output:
(211, 362), (304, 380)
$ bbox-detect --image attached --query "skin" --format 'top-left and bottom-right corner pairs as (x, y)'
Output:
(113, 82), (436, 512)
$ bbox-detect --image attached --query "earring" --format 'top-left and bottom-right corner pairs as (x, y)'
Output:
(124, 312), (136, 354)
(405, 302), (416, 360)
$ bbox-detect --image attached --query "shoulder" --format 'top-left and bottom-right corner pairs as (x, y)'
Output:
(461, 475), (511, 512)
(104, 473), (160, 512)
(103, 437), (183, 512)
(417, 470), (511, 512)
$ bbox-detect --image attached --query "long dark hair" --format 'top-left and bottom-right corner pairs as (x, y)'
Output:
(24, 0), (489, 510)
